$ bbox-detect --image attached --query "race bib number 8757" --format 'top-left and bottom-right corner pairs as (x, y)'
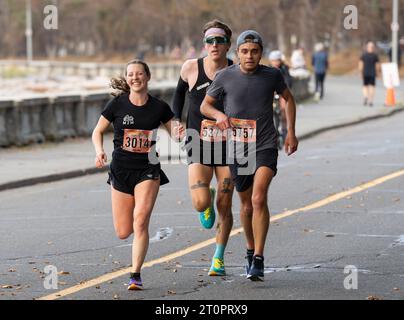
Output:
(122, 129), (153, 153)
(230, 118), (256, 143)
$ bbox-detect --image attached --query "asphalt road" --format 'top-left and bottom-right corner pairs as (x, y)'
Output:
(0, 111), (403, 301)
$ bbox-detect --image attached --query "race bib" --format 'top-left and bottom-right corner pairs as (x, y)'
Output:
(230, 118), (257, 143)
(200, 119), (227, 142)
(122, 129), (153, 153)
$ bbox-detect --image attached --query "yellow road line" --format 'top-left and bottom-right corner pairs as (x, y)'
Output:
(37, 169), (404, 300)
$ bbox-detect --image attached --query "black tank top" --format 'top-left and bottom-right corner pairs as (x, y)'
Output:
(186, 57), (233, 132)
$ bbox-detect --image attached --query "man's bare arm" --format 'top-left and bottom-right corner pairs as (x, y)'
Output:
(200, 95), (230, 130)
(280, 88), (298, 155)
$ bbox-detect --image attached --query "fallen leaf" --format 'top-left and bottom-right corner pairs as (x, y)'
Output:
(197, 279), (204, 283)
(58, 271), (70, 275)
(8, 269), (16, 273)
(167, 290), (176, 295)
(113, 261), (120, 265)
(2, 285), (14, 289)
(393, 198), (400, 202)
(28, 262), (36, 265)
(172, 269), (177, 273)
(325, 234), (335, 238)
(113, 294), (119, 300)
(226, 251), (233, 254)
(367, 295), (383, 300)
(393, 288), (400, 291)
(95, 286), (101, 289)
(47, 242), (53, 245)
(304, 229), (314, 233)
(108, 281), (113, 284)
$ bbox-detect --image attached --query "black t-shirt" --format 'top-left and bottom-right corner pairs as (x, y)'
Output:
(101, 93), (174, 169)
(360, 52), (379, 77)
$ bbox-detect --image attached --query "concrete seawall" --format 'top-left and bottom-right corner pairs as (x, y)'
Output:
(0, 76), (310, 148)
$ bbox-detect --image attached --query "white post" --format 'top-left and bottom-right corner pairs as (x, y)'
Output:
(392, 0), (399, 65)
(25, 0), (33, 64)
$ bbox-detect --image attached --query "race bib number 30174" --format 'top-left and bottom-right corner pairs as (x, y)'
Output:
(230, 118), (257, 143)
(122, 129), (153, 153)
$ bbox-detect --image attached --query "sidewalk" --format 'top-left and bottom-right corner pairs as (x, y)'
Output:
(1, 75), (403, 191)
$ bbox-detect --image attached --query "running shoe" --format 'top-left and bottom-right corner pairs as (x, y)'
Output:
(199, 187), (216, 229)
(208, 257), (226, 276)
(247, 256), (264, 281)
(127, 274), (143, 290)
(245, 253), (254, 275)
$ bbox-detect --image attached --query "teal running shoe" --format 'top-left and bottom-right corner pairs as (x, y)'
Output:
(208, 257), (226, 276)
(199, 187), (216, 229)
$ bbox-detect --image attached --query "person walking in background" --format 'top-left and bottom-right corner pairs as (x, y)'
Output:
(291, 47), (307, 70)
(312, 42), (329, 101)
(269, 50), (292, 148)
(359, 41), (380, 107)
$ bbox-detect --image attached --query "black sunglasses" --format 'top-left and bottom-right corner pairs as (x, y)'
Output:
(204, 36), (229, 45)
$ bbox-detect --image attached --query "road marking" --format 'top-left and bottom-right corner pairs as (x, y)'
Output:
(37, 169), (404, 300)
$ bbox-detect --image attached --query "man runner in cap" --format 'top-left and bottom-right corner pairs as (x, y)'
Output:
(201, 30), (298, 281)
(172, 20), (234, 276)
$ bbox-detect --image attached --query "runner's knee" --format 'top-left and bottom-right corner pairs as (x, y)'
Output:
(133, 216), (149, 235)
(115, 226), (133, 240)
(252, 193), (268, 210)
(240, 203), (253, 217)
(192, 196), (210, 212)
(216, 195), (232, 215)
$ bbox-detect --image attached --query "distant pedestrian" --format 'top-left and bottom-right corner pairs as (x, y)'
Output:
(291, 47), (306, 70)
(312, 43), (329, 100)
(359, 41), (380, 107)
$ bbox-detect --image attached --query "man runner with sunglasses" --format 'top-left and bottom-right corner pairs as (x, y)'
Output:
(172, 20), (234, 276)
(201, 30), (298, 281)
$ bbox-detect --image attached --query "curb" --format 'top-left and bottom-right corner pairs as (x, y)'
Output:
(1, 106), (404, 192)
(298, 106), (404, 141)
(0, 167), (108, 192)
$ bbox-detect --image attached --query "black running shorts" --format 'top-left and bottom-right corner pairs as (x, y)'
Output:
(229, 148), (278, 193)
(363, 76), (376, 86)
(107, 160), (169, 196)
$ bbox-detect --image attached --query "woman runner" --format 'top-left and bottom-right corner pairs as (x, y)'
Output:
(92, 60), (184, 290)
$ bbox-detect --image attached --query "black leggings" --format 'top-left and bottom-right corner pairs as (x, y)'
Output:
(315, 73), (326, 98)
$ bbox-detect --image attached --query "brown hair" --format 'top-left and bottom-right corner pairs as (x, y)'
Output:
(202, 20), (232, 42)
(110, 59), (151, 96)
